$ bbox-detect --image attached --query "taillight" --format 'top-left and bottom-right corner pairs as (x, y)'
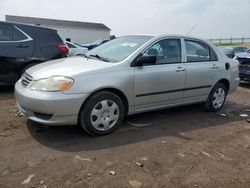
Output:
(58, 44), (69, 54)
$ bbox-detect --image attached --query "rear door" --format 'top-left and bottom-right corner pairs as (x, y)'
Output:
(0, 24), (34, 58)
(0, 23), (34, 82)
(183, 39), (220, 100)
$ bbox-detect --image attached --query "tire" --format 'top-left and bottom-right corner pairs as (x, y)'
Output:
(78, 91), (125, 136)
(205, 83), (227, 112)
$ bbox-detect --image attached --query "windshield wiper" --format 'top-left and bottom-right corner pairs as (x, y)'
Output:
(90, 54), (110, 62)
(79, 54), (89, 58)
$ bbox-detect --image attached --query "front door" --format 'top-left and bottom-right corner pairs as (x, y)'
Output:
(134, 38), (186, 112)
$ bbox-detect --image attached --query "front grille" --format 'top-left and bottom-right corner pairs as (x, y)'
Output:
(21, 72), (33, 88)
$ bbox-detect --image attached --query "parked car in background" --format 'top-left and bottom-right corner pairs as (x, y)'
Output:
(234, 49), (250, 82)
(219, 46), (249, 59)
(15, 35), (239, 136)
(80, 39), (109, 50)
(65, 41), (88, 57)
(0, 21), (68, 84)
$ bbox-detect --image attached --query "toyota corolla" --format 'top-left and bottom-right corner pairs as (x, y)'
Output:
(15, 35), (240, 136)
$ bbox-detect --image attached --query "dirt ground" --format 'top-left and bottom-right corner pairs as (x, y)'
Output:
(1, 83), (250, 188)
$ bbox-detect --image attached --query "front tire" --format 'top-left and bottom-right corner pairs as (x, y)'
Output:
(79, 91), (125, 136)
(205, 83), (227, 112)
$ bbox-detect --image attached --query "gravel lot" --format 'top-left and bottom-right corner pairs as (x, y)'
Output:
(1, 83), (250, 188)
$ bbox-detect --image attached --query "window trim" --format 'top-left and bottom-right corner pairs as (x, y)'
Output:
(0, 25), (33, 43)
(184, 39), (218, 63)
(132, 38), (183, 67)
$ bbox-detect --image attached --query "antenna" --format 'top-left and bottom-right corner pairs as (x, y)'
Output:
(186, 24), (197, 36)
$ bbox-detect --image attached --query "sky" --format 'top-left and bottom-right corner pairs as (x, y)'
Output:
(0, 0), (249, 39)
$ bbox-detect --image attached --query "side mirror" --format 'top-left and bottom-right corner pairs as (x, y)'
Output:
(137, 55), (157, 66)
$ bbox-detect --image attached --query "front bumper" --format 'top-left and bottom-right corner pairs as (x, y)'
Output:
(15, 80), (88, 125)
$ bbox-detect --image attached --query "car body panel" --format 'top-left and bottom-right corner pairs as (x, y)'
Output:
(26, 57), (123, 80)
(15, 80), (87, 125)
(134, 63), (186, 111)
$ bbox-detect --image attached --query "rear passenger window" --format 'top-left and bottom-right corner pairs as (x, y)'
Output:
(13, 27), (27, 41)
(0, 24), (13, 41)
(185, 40), (217, 62)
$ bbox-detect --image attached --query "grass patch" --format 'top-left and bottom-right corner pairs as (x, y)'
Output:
(213, 43), (250, 48)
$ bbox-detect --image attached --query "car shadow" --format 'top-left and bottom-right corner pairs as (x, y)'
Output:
(27, 102), (242, 152)
(0, 85), (14, 91)
(240, 81), (250, 89)
(0, 85), (14, 99)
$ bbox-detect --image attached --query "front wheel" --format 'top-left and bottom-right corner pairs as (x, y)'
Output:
(205, 83), (227, 112)
(78, 91), (125, 136)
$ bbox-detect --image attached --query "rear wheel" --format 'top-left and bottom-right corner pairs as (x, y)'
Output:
(79, 91), (125, 136)
(205, 83), (227, 112)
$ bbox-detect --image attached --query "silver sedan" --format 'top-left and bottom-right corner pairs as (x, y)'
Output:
(15, 35), (240, 136)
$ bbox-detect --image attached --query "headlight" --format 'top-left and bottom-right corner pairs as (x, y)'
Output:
(31, 76), (74, 92)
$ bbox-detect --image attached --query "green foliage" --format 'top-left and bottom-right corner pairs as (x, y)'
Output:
(213, 43), (250, 48)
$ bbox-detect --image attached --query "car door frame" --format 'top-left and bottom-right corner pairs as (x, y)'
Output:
(133, 37), (187, 112)
(182, 38), (220, 102)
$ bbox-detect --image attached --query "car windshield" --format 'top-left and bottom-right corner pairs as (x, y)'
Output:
(85, 36), (153, 62)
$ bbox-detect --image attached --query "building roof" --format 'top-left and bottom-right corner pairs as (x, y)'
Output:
(5, 15), (110, 31)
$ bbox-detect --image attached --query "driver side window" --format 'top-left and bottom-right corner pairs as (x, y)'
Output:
(143, 39), (182, 65)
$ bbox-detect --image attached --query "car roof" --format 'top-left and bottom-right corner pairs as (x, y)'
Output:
(0, 21), (56, 32)
(121, 34), (211, 42)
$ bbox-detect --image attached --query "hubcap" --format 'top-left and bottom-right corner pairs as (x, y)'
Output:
(212, 88), (225, 109)
(90, 100), (119, 131)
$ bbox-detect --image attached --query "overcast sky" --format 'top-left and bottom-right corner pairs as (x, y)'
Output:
(0, 0), (249, 39)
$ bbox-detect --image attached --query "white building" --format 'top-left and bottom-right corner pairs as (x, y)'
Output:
(5, 15), (111, 44)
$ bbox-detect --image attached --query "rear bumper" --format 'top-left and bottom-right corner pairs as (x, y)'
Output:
(228, 77), (240, 94)
(15, 80), (88, 125)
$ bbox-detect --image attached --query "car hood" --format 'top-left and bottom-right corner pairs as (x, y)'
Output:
(26, 57), (115, 80)
(236, 52), (250, 58)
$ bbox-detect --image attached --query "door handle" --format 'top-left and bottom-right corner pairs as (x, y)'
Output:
(211, 64), (219, 69)
(175, 67), (185, 72)
(16, 44), (29, 48)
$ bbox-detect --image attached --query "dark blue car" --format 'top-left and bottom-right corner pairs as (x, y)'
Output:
(79, 39), (109, 50)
